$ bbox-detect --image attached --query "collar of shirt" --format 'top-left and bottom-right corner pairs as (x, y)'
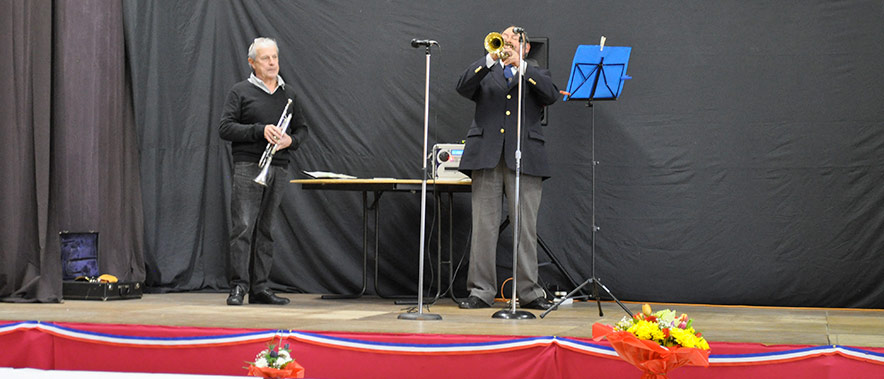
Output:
(499, 61), (512, 71)
(498, 61), (522, 77)
(248, 73), (286, 94)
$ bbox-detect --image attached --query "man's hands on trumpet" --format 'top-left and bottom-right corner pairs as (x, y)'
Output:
(497, 27), (529, 68)
(264, 124), (292, 150)
(488, 43), (520, 67)
(501, 48), (520, 68)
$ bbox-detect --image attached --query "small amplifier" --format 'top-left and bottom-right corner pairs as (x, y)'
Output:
(432, 143), (468, 180)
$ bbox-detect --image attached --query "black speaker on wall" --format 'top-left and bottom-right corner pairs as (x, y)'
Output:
(527, 37), (550, 125)
(526, 37), (548, 69)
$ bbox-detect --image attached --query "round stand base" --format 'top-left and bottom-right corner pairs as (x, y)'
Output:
(398, 312), (442, 320)
(492, 309), (536, 319)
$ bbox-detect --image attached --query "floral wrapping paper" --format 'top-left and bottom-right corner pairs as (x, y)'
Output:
(247, 360), (305, 378)
(593, 323), (709, 379)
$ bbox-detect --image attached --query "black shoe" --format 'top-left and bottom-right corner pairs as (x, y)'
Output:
(459, 296), (491, 309)
(227, 286), (245, 306)
(249, 289), (291, 305)
(521, 297), (554, 310)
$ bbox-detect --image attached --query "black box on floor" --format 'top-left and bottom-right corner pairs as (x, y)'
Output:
(62, 281), (143, 301)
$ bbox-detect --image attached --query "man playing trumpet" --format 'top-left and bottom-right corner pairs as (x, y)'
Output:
(456, 26), (559, 310)
(219, 37), (308, 306)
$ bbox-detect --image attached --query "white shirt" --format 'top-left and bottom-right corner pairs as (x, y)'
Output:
(248, 73), (286, 94)
(484, 53), (523, 76)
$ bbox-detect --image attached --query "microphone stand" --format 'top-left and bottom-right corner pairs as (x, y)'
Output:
(399, 41), (442, 321)
(493, 30), (535, 320)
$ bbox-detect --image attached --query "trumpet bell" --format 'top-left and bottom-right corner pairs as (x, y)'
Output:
(484, 32), (509, 60)
(253, 164), (270, 187)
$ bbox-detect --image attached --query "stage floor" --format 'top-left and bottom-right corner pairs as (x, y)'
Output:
(1, 293), (882, 348)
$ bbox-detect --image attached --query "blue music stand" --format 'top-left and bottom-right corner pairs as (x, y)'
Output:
(563, 45), (631, 103)
(540, 43), (633, 320)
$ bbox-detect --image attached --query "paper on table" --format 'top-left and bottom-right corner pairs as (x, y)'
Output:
(302, 170), (357, 179)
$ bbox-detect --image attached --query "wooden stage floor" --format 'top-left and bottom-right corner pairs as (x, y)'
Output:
(1, 293), (882, 348)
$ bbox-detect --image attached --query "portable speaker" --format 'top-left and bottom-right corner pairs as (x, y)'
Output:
(432, 143), (468, 180)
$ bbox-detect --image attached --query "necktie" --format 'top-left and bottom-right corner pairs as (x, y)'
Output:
(504, 64), (514, 82)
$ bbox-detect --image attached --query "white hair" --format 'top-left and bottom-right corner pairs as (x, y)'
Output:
(248, 37), (278, 60)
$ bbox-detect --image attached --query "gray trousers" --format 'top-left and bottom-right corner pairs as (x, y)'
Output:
(467, 157), (545, 305)
(228, 161), (288, 294)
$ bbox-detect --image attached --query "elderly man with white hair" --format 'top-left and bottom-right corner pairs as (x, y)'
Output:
(219, 37), (308, 306)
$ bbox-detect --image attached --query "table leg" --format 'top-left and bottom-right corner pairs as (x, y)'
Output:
(432, 191), (443, 301)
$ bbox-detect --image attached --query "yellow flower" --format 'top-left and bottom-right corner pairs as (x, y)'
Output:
(669, 328), (710, 350)
(628, 320), (665, 343)
(669, 328), (692, 347)
(614, 309), (710, 350)
(697, 337), (710, 350)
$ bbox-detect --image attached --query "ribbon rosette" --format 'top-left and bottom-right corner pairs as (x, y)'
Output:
(592, 323), (709, 379)
(247, 360), (305, 379)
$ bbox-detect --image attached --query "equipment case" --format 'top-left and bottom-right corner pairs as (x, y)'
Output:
(59, 230), (144, 301)
(62, 281), (142, 301)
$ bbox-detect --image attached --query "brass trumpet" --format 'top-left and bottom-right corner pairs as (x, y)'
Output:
(484, 32), (510, 60)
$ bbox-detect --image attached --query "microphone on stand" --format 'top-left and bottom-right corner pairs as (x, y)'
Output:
(512, 27), (525, 34)
(411, 39), (439, 48)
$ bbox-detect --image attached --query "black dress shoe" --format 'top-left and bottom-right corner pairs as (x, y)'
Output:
(459, 296), (491, 309)
(227, 286), (245, 306)
(249, 289), (291, 305)
(521, 297), (554, 310)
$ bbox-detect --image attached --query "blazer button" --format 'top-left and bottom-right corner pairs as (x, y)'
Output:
(506, 110), (511, 116)
(500, 128), (505, 134)
(507, 94), (512, 99)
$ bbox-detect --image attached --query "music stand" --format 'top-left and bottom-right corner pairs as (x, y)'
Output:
(540, 41), (633, 319)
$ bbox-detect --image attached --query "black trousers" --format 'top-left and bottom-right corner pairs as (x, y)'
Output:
(228, 161), (289, 294)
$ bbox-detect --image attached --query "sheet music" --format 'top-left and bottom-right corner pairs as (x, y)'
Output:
(302, 170), (357, 179)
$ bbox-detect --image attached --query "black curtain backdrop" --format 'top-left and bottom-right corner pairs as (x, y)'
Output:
(4, 1), (883, 308)
(1, 0), (145, 302)
(121, 0), (884, 308)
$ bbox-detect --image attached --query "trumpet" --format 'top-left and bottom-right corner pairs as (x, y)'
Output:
(254, 99), (293, 186)
(484, 32), (510, 60)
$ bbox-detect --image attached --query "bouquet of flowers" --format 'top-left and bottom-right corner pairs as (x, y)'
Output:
(246, 342), (305, 378)
(593, 304), (710, 379)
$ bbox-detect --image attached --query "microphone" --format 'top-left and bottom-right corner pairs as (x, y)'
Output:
(411, 39), (438, 48)
(512, 27), (525, 34)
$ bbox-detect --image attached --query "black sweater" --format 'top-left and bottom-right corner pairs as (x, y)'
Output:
(219, 80), (308, 166)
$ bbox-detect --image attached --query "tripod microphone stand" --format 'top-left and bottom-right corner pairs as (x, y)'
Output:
(400, 39), (441, 321)
(539, 40), (633, 319)
(493, 28), (534, 320)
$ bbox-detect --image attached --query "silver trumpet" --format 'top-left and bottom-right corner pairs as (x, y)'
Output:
(254, 99), (293, 186)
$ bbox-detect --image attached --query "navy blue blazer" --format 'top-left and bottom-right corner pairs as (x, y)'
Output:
(455, 56), (559, 178)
